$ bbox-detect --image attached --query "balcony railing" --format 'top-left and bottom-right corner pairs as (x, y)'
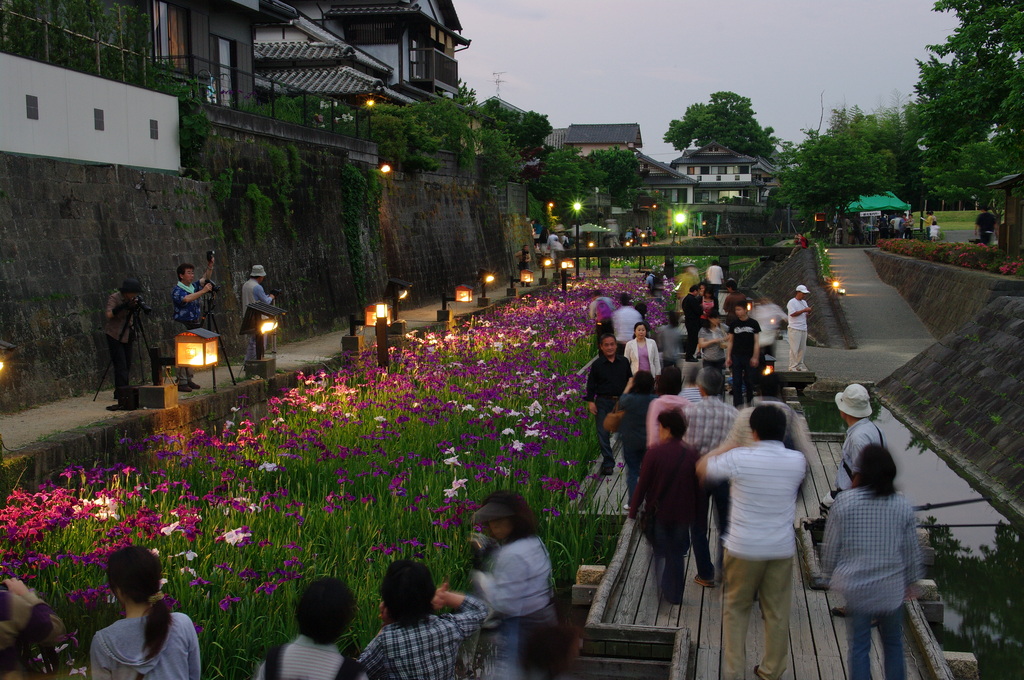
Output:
(160, 55), (372, 139)
(409, 48), (458, 90)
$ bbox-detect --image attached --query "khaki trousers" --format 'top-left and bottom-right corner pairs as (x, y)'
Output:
(722, 550), (793, 680)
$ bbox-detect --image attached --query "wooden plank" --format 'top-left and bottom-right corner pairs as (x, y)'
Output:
(586, 518), (638, 627)
(789, 546), (821, 680)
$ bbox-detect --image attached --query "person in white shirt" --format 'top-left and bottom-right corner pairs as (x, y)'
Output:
(706, 260), (725, 300)
(698, 406), (806, 680)
(624, 322), (662, 377)
(611, 294), (643, 354)
(786, 285), (812, 372)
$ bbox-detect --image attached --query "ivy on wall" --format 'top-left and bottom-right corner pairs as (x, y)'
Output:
(338, 164), (382, 306)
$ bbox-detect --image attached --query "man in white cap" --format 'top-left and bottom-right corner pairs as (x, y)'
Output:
(821, 383), (885, 515)
(241, 265), (276, 361)
(786, 285), (812, 371)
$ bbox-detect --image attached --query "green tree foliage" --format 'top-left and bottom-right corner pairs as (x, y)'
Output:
(776, 130), (890, 223)
(917, 0), (1024, 164)
(590, 149), (642, 208)
(664, 91), (777, 158)
(0, 0), (151, 84)
(923, 141), (1014, 208)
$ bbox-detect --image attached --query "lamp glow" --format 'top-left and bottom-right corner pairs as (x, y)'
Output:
(365, 303), (392, 326)
(259, 320), (278, 334)
(175, 329), (219, 367)
(379, 163), (392, 174)
(560, 259), (574, 269)
(520, 269), (535, 284)
(455, 285), (474, 303)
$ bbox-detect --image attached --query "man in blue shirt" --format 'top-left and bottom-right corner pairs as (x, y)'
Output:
(172, 258), (214, 392)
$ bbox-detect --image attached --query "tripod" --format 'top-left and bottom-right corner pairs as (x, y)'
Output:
(202, 290), (236, 389)
(93, 302), (152, 405)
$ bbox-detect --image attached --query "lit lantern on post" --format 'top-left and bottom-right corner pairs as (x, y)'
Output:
(175, 328), (219, 369)
(519, 269), (535, 285)
(559, 258), (573, 293)
(477, 269), (496, 307)
(455, 285), (474, 303)
(540, 258), (553, 284)
(364, 303), (392, 327)
(240, 302), (286, 379)
(374, 302), (390, 369)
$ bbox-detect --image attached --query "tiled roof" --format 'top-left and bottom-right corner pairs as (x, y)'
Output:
(254, 40), (392, 73)
(671, 141), (756, 165)
(324, 3), (469, 43)
(565, 123), (642, 147)
(636, 152), (697, 184)
(260, 65), (415, 103)
(545, 127), (568, 148)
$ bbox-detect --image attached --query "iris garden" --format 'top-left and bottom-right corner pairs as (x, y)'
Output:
(0, 280), (659, 678)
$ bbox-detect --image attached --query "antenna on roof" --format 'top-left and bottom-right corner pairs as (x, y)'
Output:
(493, 71), (506, 98)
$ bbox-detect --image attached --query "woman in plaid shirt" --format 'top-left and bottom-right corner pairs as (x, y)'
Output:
(822, 445), (924, 680)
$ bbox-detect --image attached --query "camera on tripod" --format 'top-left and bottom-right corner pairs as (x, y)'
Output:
(206, 281), (222, 293)
(132, 296), (153, 315)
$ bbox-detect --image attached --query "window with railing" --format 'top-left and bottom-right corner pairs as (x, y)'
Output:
(409, 47), (457, 89)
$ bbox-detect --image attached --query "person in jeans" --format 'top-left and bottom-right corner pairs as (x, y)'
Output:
(584, 334), (632, 475)
(628, 409), (715, 603)
(617, 371), (658, 504)
(171, 258), (215, 392)
(822, 444), (922, 680)
(725, 303), (760, 407)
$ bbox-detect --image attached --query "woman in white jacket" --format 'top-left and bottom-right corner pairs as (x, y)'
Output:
(624, 321), (662, 377)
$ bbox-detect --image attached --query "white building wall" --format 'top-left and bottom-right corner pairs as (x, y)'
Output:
(0, 53), (180, 172)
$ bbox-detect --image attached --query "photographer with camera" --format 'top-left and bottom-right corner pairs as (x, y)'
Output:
(172, 256), (215, 392)
(104, 278), (147, 410)
(241, 265), (277, 362)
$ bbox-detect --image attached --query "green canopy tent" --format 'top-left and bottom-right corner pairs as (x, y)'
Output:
(847, 192), (911, 212)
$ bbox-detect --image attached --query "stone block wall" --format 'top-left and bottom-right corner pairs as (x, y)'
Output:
(867, 250), (1024, 339)
(0, 115), (526, 412)
(878, 297), (1024, 525)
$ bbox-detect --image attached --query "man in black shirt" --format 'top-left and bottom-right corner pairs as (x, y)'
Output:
(975, 207), (996, 245)
(585, 333), (633, 475)
(682, 284), (704, 362)
(726, 303), (761, 407)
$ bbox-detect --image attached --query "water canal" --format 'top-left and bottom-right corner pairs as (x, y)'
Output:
(801, 397), (1023, 679)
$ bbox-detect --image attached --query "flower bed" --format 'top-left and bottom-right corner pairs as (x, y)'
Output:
(0, 280), (657, 678)
(878, 238), (1024, 276)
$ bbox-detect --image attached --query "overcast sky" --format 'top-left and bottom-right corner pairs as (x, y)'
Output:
(456, 0), (960, 161)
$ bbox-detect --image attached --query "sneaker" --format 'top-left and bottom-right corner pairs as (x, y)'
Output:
(622, 503), (630, 511)
(177, 384), (192, 393)
(187, 381), (201, 390)
(694, 576), (716, 588)
(600, 465), (614, 476)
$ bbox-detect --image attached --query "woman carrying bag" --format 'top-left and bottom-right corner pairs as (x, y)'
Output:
(628, 410), (715, 604)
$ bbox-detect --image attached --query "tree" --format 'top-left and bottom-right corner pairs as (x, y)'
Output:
(775, 130), (890, 223)
(917, 0), (1024, 164)
(923, 141), (1014, 209)
(589, 149), (642, 208)
(663, 91), (777, 158)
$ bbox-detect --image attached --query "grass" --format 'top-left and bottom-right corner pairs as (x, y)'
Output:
(929, 210), (979, 231)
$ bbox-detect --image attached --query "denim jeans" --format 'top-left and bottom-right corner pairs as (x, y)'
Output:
(623, 442), (644, 503)
(594, 397), (616, 469)
(705, 479), (730, 576)
(652, 520), (714, 604)
(848, 607), (904, 680)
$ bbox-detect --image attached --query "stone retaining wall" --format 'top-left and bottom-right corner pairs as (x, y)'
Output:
(866, 249), (1024, 339)
(0, 115), (526, 412)
(877, 296), (1024, 525)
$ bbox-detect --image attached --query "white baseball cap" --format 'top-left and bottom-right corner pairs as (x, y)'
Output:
(795, 284), (810, 294)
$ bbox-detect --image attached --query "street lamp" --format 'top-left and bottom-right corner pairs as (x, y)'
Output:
(572, 201), (583, 279)
(373, 302), (390, 368)
(539, 257), (553, 284)
(674, 212), (686, 243)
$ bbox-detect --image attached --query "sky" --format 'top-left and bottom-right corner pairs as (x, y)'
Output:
(455, 0), (961, 161)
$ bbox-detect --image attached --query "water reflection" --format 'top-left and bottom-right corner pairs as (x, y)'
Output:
(929, 524), (1024, 679)
(801, 396), (1022, 679)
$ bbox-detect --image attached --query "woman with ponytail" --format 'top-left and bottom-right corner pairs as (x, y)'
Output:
(91, 545), (201, 679)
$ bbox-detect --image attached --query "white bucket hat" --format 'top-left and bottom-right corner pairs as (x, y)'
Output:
(250, 265), (267, 277)
(835, 384), (872, 418)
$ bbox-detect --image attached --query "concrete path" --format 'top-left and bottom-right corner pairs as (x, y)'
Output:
(779, 247), (935, 386)
(0, 298), (482, 450)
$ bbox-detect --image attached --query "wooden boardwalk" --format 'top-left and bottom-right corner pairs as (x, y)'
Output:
(582, 430), (949, 680)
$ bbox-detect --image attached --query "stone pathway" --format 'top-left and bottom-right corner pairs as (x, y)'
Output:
(776, 247), (935, 387)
